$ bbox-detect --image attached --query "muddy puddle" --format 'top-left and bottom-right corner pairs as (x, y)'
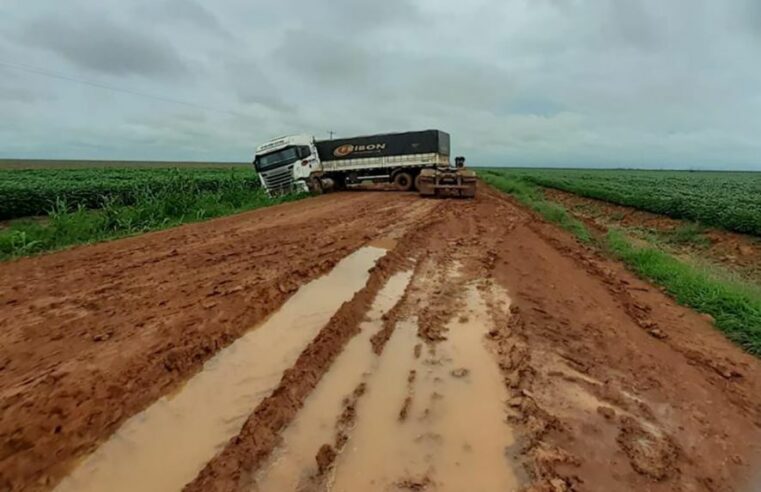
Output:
(54, 246), (388, 492)
(252, 269), (414, 491)
(367, 236), (398, 251)
(328, 284), (520, 491)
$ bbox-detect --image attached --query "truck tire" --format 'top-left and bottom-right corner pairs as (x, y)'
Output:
(309, 177), (323, 195)
(334, 175), (347, 190)
(394, 172), (413, 191)
(414, 173), (424, 192)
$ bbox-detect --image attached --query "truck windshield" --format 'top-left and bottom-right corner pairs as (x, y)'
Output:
(255, 147), (301, 172)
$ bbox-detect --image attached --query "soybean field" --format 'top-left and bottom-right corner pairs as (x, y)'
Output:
(0, 164), (292, 260)
(0, 166), (258, 220)
(487, 169), (761, 237)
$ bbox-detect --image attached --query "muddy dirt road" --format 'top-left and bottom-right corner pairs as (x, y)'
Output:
(2, 186), (761, 492)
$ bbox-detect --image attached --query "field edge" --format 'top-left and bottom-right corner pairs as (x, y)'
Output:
(481, 172), (761, 357)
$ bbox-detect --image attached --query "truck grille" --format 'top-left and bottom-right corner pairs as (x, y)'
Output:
(261, 164), (295, 195)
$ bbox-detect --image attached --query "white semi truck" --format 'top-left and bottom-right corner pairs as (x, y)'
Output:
(252, 130), (475, 197)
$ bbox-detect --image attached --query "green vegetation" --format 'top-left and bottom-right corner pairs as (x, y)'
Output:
(480, 171), (591, 242)
(606, 230), (761, 354)
(0, 167), (257, 220)
(487, 168), (761, 237)
(0, 170), (301, 260)
(659, 223), (712, 248)
(0, 159), (248, 169)
(483, 170), (761, 356)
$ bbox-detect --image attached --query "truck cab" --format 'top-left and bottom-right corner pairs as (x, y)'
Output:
(253, 134), (319, 195)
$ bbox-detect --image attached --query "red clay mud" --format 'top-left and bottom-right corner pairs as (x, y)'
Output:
(183, 237), (420, 492)
(487, 185), (761, 491)
(0, 192), (435, 491)
(2, 185), (761, 492)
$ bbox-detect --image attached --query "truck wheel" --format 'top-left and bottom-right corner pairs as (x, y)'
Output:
(394, 172), (413, 191)
(334, 175), (347, 190)
(413, 173), (424, 192)
(309, 177), (323, 195)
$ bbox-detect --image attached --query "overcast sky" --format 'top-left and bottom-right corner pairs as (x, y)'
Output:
(1, 0), (760, 168)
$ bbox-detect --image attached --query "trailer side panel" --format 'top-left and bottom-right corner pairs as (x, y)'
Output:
(315, 130), (449, 162)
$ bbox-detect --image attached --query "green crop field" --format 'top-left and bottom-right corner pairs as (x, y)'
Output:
(0, 166), (258, 220)
(0, 159), (249, 170)
(0, 165), (303, 260)
(484, 169), (761, 237)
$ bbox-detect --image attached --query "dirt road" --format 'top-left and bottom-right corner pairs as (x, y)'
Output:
(1, 186), (760, 492)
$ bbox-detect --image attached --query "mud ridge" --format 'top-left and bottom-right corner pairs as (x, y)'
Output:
(297, 380), (368, 491)
(481, 288), (574, 491)
(370, 257), (425, 355)
(6, 186), (761, 492)
(0, 247), (349, 491)
(485, 184), (761, 490)
(526, 208), (760, 424)
(488, 190), (687, 488)
(0, 193), (439, 492)
(398, 369), (417, 422)
(184, 233), (424, 492)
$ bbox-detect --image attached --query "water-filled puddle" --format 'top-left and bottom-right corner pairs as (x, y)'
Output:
(329, 284), (520, 491)
(54, 246), (387, 492)
(252, 270), (414, 491)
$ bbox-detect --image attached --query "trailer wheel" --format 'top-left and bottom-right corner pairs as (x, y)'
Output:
(333, 175), (347, 191)
(394, 172), (413, 191)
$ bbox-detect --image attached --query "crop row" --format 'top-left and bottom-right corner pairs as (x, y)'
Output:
(0, 167), (259, 220)
(487, 169), (761, 237)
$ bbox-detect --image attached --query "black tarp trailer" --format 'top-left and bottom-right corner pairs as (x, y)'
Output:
(315, 130), (450, 162)
(311, 130), (452, 192)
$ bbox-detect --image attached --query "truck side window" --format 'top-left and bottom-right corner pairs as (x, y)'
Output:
(298, 146), (312, 159)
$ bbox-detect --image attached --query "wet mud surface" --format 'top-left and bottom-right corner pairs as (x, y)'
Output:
(2, 186), (761, 491)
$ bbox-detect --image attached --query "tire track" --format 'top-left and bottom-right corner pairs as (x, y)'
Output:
(4, 185), (761, 492)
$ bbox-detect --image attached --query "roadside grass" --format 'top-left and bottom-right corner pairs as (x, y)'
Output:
(0, 174), (303, 261)
(570, 202), (603, 218)
(656, 222), (711, 248)
(607, 230), (761, 354)
(482, 170), (761, 356)
(480, 171), (591, 243)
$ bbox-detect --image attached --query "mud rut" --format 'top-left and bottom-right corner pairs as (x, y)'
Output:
(2, 186), (761, 492)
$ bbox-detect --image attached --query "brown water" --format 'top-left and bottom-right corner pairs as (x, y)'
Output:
(54, 246), (388, 492)
(367, 236), (399, 251)
(252, 269), (414, 491)
(328, 284), (520, 491)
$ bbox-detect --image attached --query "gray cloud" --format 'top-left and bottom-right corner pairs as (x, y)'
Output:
(271, 30), (513, 111)
(279, 0), (422, 30)
(19, 14), (187, 78)
(137, 0), (231, 37)
(603, 1), (665, 51)
(745, 1), (761, 38)
(0, 86), (51, 104)
(0, 0), (760, 169)
(225, 61), (294, 112)
(0, 72), (52, 104)
(273, 31), (372, 89)
(399, 56), (514, 111)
